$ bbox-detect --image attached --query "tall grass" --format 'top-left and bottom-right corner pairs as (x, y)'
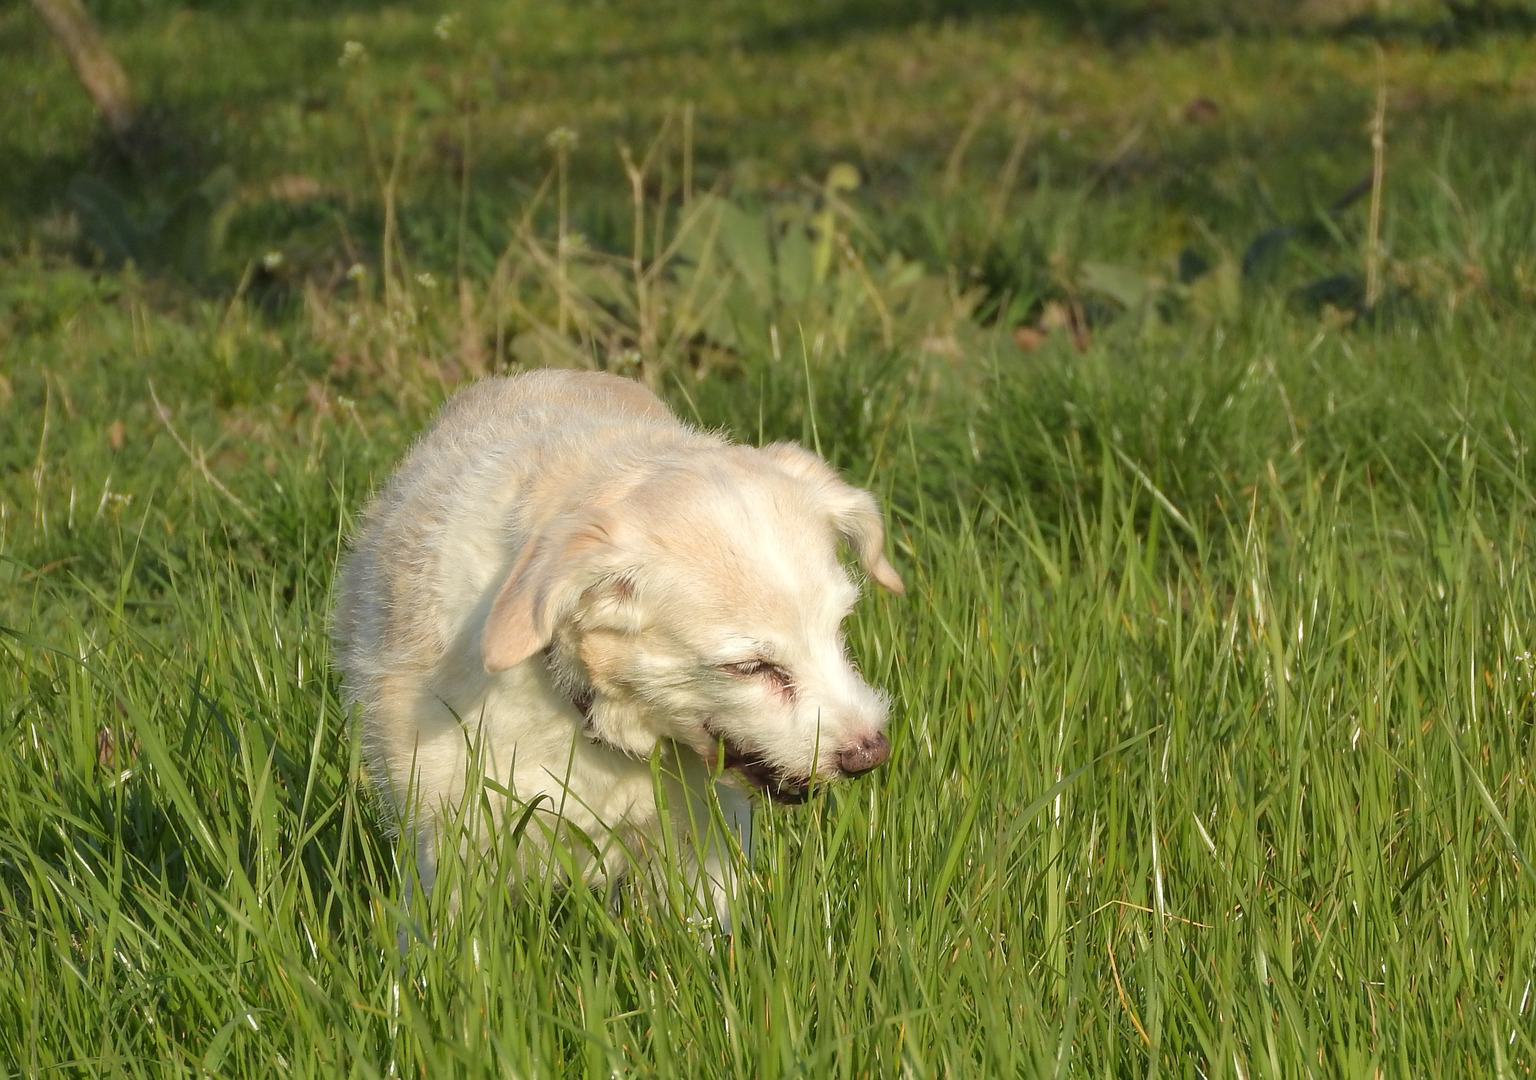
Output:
(3, 306), (1534, 1073)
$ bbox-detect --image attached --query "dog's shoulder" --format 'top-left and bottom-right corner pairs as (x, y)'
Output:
(436, 370), (673, 432)
(547, 370), (673, 423)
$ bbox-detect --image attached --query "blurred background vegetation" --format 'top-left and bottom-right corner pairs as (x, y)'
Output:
(4, 0), (1534, 554)
(4, 0), (1534, 397)
(4, 0), (1533, 563)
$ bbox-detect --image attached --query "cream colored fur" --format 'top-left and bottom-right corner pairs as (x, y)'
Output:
(331, 370), (902, 926)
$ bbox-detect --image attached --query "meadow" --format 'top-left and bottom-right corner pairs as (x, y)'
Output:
(2, 0), (1534, 1074)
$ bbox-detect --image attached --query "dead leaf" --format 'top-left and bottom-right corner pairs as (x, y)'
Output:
(1013, 325), (1048, 352)
(269, 174), (324, 201)
(97, 724), (138, 771)
(460, 279), (488, 376)
(305, 381), (331, 413)
(919, 334), (964, 359)
(1183, 98), (1220, 124)
(1039, 300), (1092, 352)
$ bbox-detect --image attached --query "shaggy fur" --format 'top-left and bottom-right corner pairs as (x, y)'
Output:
(331, 370), (902, 924)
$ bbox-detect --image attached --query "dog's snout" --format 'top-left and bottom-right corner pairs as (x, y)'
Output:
(838, 732), (890, 776)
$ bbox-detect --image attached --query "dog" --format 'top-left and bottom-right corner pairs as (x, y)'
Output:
(331, 369), (903, 927)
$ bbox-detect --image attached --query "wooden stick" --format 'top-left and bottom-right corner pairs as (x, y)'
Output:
(29, 0), (138, 145)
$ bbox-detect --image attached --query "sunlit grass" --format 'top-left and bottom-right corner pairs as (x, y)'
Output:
(4, 313), (1535, 1073)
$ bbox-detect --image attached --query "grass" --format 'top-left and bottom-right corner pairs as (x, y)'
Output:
(3, 0), (1536, 1075)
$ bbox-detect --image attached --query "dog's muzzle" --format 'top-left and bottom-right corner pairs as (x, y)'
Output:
(703, 723), (890, 805)
(837, 732), (890, 776)
(716, 738), (812, 805)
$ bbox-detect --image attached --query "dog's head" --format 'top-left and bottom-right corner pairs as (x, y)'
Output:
(479, 442), (903, 802)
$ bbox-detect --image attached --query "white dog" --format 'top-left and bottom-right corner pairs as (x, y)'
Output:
(331, 370), (902, 926)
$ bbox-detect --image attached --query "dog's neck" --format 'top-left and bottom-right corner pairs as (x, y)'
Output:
(568, 682), (596, 725)
(543, 641), (660, 762)
(543, 644), (596, 729)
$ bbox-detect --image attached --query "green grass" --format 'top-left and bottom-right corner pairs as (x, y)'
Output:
(3, 0), (1536, 1075)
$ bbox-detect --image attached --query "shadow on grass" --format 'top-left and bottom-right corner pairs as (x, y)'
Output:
(631, 0), (1536, 58)
(502, 0), (1536, 65)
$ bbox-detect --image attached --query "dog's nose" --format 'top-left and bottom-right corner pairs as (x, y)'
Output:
(838, 732), (890, 776)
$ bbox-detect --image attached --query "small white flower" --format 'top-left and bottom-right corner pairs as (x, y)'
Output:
(546, 126), (579, 151)
(339, 41), (367, 68)
(415, 271), (437, 289)
(261, 250), (284, 271)
(346, 263), (366, 282)
(434, 13), (460, 41)
(385, 308), (418, 337)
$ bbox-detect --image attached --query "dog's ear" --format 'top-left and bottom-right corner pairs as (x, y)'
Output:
(482, 516), (617, 672)
(762, 442), (905, 595)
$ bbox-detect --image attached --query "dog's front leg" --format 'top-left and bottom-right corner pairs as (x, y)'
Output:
(700, 782), (753, 937)
(652, 762), (753, 937)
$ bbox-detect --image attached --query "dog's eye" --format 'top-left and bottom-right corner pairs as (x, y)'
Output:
(721, 659), (768, 678)
(720, 660), (793, 692)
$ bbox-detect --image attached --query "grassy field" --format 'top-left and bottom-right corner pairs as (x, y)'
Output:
(3, 0), (1535, 1075)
